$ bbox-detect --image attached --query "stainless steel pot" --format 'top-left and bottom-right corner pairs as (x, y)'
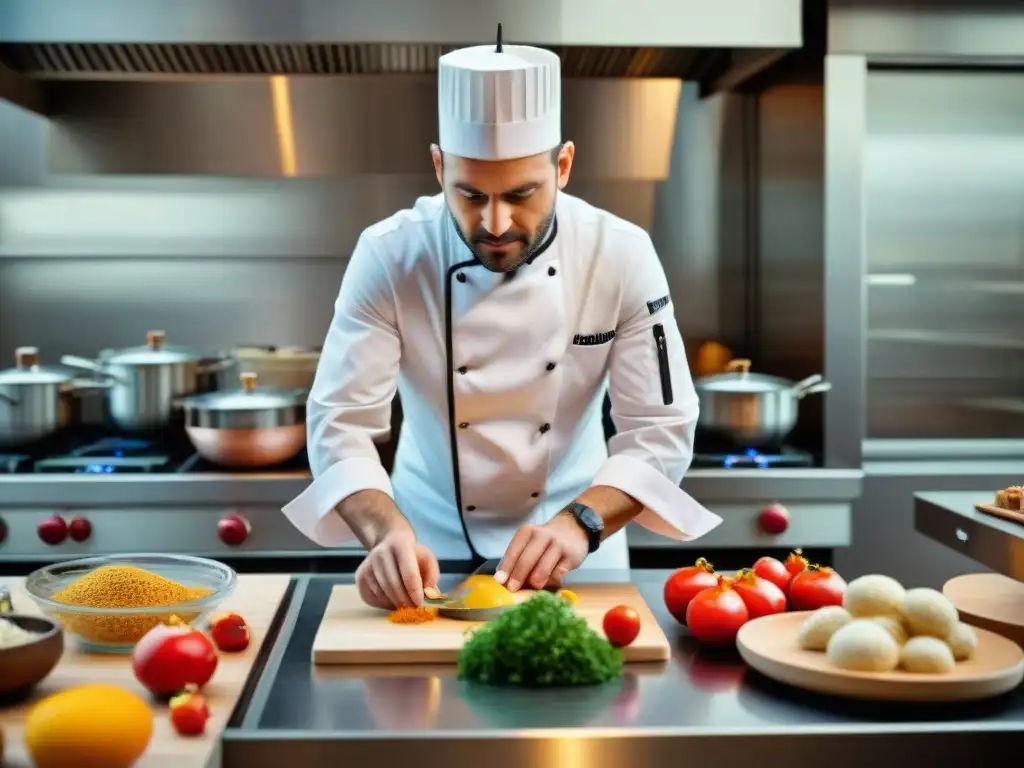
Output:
(215, 345), (320, 392)
(694, 358), (832, 446)
(60, 330), (230, 434)
(0, 347), (109, 448)
(179, 371), (307, 468)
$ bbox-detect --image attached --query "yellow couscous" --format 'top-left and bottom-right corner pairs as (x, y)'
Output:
(51, 564), (213, 645)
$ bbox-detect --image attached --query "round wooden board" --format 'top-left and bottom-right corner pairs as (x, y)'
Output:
(944, 573), (1024, 648)
(736, 611), (1024, 702)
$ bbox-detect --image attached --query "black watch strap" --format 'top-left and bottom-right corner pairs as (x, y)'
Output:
(566, 501), (604, 554)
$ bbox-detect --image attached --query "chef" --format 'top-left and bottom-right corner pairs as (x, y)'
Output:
(283, 27), (722, 610)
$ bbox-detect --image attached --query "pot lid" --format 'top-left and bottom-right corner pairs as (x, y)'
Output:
(182, 372), (306, 411)
(103, 330), (209, 365)
(0, 347), (75, 385)
(694, 359), (793, 393)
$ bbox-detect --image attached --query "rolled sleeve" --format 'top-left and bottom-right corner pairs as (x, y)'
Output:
(593, 453), (721, 540)
(282, 457), (392, 547)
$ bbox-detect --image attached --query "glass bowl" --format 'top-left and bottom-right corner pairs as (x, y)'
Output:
(24, 553), (236, 654)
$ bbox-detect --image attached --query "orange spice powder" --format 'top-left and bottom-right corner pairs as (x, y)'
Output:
(387, 605), (438, 624)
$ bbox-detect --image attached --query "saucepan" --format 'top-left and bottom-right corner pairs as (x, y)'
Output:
(693, 358), (831, 446)
(61, 330), (231, 434)
(0, 347), (110, 449)
(178, 371), (307, 469)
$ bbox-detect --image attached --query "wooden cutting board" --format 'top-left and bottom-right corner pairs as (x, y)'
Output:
(312, 582), (671, 665)
(737, 611), (1024, 702)
(0, 574), (291, 768)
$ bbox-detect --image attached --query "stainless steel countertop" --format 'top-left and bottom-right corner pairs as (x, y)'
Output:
(0, 467), (864, 506)
(915, 491), (1024, 580)
(220, 570), (1024, 768)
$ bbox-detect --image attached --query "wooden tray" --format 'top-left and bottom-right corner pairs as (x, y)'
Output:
(944, 573), (1024, 648)
(312, 583), (670, 665)
(736, 611), (1024, 702)
(975, 503), (1024, 526)
(0, 574), (292, 768)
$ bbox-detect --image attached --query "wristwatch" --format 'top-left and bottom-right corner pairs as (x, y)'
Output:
(565, 501), (604, 553)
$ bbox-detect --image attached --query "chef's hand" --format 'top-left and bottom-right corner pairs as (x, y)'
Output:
(356, 528), (440, 610)
(496, 511), (589, 592)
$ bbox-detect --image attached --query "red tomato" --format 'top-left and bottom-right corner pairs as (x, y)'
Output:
(132, 623), (218, 696)
(785, 548), (809, 576)
(685, 578), (750, 645)
(169, 689), (210, 736)
(729, 569), (787, 619)
(788, 565), (847, 611)
(603, 605), (642, 648)
(663, 557), (719, 624)
(752, 556), (792, 593)
(210, 612), (250, 653)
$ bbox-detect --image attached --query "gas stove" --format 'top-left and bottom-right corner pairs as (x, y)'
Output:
(690, 446), (816, 469)
(0, 435), (309, 474)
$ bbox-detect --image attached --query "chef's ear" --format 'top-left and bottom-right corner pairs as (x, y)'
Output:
(430, 144), (444, 188)
(555, 141), (575, 190)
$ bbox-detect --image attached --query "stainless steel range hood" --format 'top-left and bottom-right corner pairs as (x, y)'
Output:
(0, 0), (803, 178)
(0, 0), (801, 77)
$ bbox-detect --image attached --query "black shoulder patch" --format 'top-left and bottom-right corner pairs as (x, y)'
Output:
(573, 330), (616, 346)
(647, 295), (670, 315)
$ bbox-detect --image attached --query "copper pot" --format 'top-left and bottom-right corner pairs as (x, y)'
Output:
(179, 372), (306, 468)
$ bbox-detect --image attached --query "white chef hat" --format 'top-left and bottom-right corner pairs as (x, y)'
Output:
(438, 25), (562, 161)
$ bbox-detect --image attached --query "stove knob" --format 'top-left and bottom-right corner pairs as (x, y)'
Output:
(758, 503), (790, 535)
(0, 518), (7, 545)
(38, 515), (68, 546)
(218, 513), (250, 547)
(68, 517), (92, 542)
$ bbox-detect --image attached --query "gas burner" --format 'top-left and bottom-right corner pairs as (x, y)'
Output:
(33, 436), (177, 474)
(691, 447), (815, 469)
(0, 453), (32, 474)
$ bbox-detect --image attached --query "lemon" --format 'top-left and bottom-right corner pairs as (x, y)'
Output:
(451, 575), (517, 609)
(25, 683), (153, 768)
(558, 589), (579, 605)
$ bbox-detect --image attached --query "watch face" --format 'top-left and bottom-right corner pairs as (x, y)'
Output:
(579, 505), (603, 532)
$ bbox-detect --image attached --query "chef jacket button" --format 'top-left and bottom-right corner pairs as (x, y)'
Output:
(459, 422), (469, 429)
(531, 492), (540, 498)
(457, 366), (468, 374)
(548, 266), (556, 276)
(467, 505), (476, 512)
(539, 423), (551, 434)
(456, 272), (467, 283)
(546, 362), (556, 371)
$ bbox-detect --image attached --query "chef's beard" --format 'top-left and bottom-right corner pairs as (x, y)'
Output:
(450, 207), (556, 273)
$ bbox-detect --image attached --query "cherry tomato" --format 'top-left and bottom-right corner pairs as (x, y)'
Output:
(785, 548), (809, 576)
(603, 605), (642, 648)
(729, 568), (787, 619)
(685, 577), (750, 646)
(788, 565), (847, 611)
(169, 689), (210, 736)
(663, 557), (719, 624)
(752, 556), (792, 593)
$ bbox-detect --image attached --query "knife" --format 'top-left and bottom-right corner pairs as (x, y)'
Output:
(422, 559), (503, 605)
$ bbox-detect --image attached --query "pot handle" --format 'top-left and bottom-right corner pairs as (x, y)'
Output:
(0, 391), (18, 406)
(60, 354), (126, 384)
(794, 375), (832, 399)
(725, 358), (752, 374)
(198, 357), (234, 374)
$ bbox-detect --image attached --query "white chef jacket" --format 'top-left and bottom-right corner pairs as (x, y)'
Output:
(283, 192), (722, 568)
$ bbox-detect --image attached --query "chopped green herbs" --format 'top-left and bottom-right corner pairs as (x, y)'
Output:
(457, 591), (623, 686)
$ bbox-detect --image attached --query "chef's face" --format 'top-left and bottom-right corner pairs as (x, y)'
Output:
(431, 142), (575, 272)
